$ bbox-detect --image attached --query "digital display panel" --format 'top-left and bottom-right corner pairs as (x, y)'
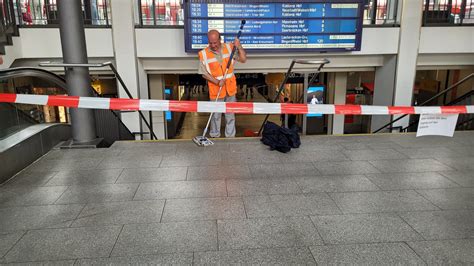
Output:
(307, 85), (325, 117)
(184, 0), (364, 53)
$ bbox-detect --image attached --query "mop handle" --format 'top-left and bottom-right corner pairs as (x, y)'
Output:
(202, 20), (246, 137)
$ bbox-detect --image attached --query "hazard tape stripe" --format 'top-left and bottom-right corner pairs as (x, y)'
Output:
(441, 106), (467, 114)
(227, 102), (253, 114)
(361, 105), (389, 115)
(415, 106), (442, 114)
(79, 97), (110, 109)
(335, 105), (361, 115)
(18, 94), (48, 105)
(48, 95), (79, 108)
(0, 93), (17, 103)
(388, 106), (415, 115)
(1, 93), (474, 115)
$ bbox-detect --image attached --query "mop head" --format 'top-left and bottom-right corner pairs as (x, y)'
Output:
(192, 136), (214, 147)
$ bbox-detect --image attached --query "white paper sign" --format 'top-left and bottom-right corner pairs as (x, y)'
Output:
(416, 114), (459, 137)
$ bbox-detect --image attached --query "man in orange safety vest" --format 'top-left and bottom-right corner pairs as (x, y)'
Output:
(198, 29), (247, 138)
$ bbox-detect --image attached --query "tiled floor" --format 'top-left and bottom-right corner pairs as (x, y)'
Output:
(0, 132), (473, 264)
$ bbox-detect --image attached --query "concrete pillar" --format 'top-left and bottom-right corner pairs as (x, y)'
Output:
(57, 0), (96, 144)
(332, 72), (348, 135)
(110, 0), (141, 138)
(392, 0), (424, 129)
(371, 55), (397, 132)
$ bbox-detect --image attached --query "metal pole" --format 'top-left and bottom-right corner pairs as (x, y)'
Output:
(58, 0), (97, 144)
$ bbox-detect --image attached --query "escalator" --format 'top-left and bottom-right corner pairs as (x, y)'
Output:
(0, 67), (137, 184)
(0, 67), (136, 145)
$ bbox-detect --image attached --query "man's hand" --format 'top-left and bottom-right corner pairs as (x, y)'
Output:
(217, 79), (225, 87)
(234, 38), (242, 49)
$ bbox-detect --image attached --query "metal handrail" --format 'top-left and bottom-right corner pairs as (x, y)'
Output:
(401, 89), (474, 133)
(39, 61), (157, 140)
(257, 58), (330, 135)
(373, 72), (474, 133)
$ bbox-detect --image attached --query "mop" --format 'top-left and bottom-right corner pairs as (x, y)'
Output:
(193, 20), (246, 147)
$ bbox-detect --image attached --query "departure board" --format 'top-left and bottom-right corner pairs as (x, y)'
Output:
(184, 0), (364, 53)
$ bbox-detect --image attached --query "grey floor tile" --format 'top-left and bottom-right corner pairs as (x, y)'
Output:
(0, 231), (24, 258)
(44, 169), (123, 186)
(118, 146), (177, 157)
(98, 155), (162, 169)
(0, 186), (68, 207)
(398, 210), (474, 240)
(369, 159), (453, 173)
(115, 167), (187, 183)
(26, 158), (101, 172)
(436, 157), (474, 171)
(295, 175), (379, 193)
(161, 197), (246, 222)
(3, 226), (121, 263)
(309, 243), (425, 265)
(249, 163), (319, 178)
(340, 142), (403, 150)
(407, 239), (474, 265)
(71, 200), (165, 227)
(329, 190), (439, 214)
(416, 188), (474, 210)
(312, 161), (381, 175)
(243, 194), (341, 218)
(76, 253), (193, 265)
(0, 259), (76, 265)
(311, 213), (423, 244)
(112, 142), (178, 150)
(217, 217), (323, 250)
(439, 171), (474, 187)
(297, 143), (343, 151)
(365, 172), (460, 190)
(392, 137), (461, 149)
(111, 221), (217, 256)
(343, 149), (407, 161)
(160, 155), (223, 167)
(0, 205), (84, 231)
(194, 247), (316, 265)
(227, 178), (302, 196)
(222, 152), (283, 165)
(133, 180), (226, 200)
(187, 165), (251, 180)
(396, 147), (471, 159)
(55, 184), (139, 204)
(43, 149), (120, 160)
(1, 171), (57, 188)
(276, 150), (349, 163)
(227, 143), (272, 153)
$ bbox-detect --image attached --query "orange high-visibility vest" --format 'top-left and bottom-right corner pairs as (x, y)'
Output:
(199, 43), (237, 99)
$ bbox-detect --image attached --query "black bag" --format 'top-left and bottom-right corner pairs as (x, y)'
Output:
(281, 124), (301, 148)
(261, 121), (299, 153)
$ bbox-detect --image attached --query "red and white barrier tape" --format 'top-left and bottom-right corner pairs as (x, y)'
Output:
(1, 93), (473, 115)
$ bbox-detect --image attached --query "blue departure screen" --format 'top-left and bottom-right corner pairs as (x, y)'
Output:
(184, 0), (364, 52)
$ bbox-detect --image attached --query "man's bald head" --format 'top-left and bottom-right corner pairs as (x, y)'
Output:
(207, 30), (221, 52)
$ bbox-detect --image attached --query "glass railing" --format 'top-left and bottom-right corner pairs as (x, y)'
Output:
(0, 86), (69, 139)
(135, 0), (400, 27)
(363, 0), (400, 25)
(13, 0), (111, 26)
(423, 0), (474, 25)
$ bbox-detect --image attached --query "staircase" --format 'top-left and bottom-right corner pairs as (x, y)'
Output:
(0, 0), (18, 56)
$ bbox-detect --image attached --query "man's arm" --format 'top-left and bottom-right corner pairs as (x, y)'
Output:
(199, 61), (225, 87)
